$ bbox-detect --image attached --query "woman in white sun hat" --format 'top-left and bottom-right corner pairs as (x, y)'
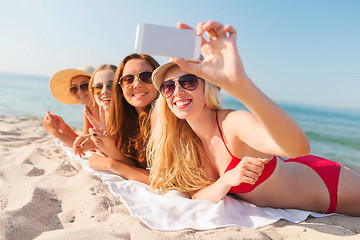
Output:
(43, 65), (99, 147)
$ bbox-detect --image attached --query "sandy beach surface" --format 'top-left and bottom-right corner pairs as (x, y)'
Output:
(0, 115), (359, 240)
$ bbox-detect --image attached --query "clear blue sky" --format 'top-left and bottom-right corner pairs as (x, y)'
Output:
(1, 0), (359, 110)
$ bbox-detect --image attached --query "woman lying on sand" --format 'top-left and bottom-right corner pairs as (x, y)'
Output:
(82, 54), (159, 184)
(73, 64), (117, 155)
(43, 66), (98, 147)
(147, 20), (360, 216)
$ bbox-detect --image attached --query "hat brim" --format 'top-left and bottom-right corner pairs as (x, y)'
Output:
(49, 69), (92, 104)
(152, 60), (200, 91)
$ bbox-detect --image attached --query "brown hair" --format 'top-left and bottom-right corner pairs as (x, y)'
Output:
(108, 53), (159, 169)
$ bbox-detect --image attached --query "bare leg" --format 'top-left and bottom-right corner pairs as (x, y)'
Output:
(336, 165), (360, 216)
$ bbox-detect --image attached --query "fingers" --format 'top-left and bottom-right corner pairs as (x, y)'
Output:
(177, 22), (193, 30)
(236, 157), (268, 184)
(223, 24), (237, 38)
(198, 20), (235, 40)
(84, 108), (98, 127)
(99, 105), (106, 125)
(73, 135), (89, 157)
(242, 156), (265, 172)
(88, 128), (104, 147)
(196, 22), (206, 35)
(260, 157), (272, 164)
(178, 22), (207, 47)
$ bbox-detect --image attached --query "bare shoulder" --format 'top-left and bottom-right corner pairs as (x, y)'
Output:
(218, 109), (255, 126)
(218, 109), (260, 144)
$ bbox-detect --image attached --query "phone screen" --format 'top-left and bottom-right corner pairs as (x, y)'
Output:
(135, 23), (201, 60)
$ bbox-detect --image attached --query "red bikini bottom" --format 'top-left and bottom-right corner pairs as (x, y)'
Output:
(285, 155), (341, 214)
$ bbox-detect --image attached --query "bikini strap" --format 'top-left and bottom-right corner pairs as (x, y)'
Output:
(216, 111), (235, 158)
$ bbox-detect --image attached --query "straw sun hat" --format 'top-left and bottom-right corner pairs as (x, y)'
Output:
(49, 66), (94, 104)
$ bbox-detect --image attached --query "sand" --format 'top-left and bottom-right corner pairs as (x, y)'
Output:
(0, 115), (359, 240)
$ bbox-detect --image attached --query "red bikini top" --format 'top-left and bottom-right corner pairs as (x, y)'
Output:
(216, 111), (277, 193)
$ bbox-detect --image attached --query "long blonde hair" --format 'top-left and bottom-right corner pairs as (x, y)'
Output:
(147, 79), (221, 193)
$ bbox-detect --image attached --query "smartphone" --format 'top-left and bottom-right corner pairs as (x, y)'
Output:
(135, 23), (201, 60)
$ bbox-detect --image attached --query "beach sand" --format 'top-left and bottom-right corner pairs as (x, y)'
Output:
(0, 115), (359, 240)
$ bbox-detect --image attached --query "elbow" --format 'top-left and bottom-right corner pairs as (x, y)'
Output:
(191, 192), (222, 203)
(288, 139), (311, 158)
(299, 137), (311, 156)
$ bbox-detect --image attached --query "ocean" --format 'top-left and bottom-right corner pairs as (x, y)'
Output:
(1, 72), (359, 169)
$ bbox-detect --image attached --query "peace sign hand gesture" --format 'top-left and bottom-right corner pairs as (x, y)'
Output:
(85, 106), (121, 159)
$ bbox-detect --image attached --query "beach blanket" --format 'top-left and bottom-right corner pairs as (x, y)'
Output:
(57, 140), (333, 231)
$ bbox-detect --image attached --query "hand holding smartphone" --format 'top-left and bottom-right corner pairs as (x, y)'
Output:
(135, 23), (201, 60)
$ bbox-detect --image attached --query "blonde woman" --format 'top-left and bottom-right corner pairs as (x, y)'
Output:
(147, 21), (360, 216)
(43, 66), (98, 147)
(73, 64), (117, 156)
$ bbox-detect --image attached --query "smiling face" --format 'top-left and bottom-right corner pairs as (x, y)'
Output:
(163, 66), (206, 120)
(70, 75), (91, 105)
(121, 59), (158, 113)
(92, 68), (115, 112)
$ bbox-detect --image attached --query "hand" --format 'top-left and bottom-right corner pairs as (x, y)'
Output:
(51, 114), (67, 132)
(174, 20), (247, 92)
(85, 106), (119, 158)
(73, 134), (96, 157)
(88, 152), (112, 171)
(43, 111), (60, 135)
(222, 157), (270, 187)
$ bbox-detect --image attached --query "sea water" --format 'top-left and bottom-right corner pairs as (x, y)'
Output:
(1, 72), (359, 169)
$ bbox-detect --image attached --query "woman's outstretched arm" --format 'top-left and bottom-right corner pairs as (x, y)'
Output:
(175, 20), (309, 157)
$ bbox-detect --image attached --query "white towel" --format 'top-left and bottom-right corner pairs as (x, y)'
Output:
(56, 140), (333, 231)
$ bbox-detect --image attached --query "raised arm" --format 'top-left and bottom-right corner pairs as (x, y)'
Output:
(175, 21), (309, 157)
(43, 111), (77, 147)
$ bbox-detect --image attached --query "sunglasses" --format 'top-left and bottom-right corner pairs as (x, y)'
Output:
(69, 83), (89, 95)
(119, 71), (153, 89)
(159, 74), (199, 98)
(91, 82), (113, 95)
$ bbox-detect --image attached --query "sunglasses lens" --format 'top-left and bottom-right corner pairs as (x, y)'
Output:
(139, 71), (153, 84)
(179, 74), (198, 91)
(106, 82), (113, 89)
(70, 83), (89, 94)
(93, 83), (103, 95)
(120, 75), (135, 88)
(80, 83), (89, 91)
(160, 80), (175, 98)
(69, 86), (77, 94)
(159, 74), (199, 98)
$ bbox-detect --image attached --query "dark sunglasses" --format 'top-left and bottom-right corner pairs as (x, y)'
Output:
(91, 82), (113, 95)
(119, 71), (153, 89)
(159, 74), (199, 98)
(69, 83), (89, 94)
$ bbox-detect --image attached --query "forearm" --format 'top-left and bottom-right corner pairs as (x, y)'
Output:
(108, 159), (150, 184)
(229, 79), (309, 157)
(50, 130), (77, 147)
(192, 177), (231, 203)
(60, 124), (78, 139)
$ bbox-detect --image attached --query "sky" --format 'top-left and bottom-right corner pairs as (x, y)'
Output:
(0, 0), (359, 110)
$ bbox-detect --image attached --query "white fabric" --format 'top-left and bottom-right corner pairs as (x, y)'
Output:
(56, 140), (333, 231)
